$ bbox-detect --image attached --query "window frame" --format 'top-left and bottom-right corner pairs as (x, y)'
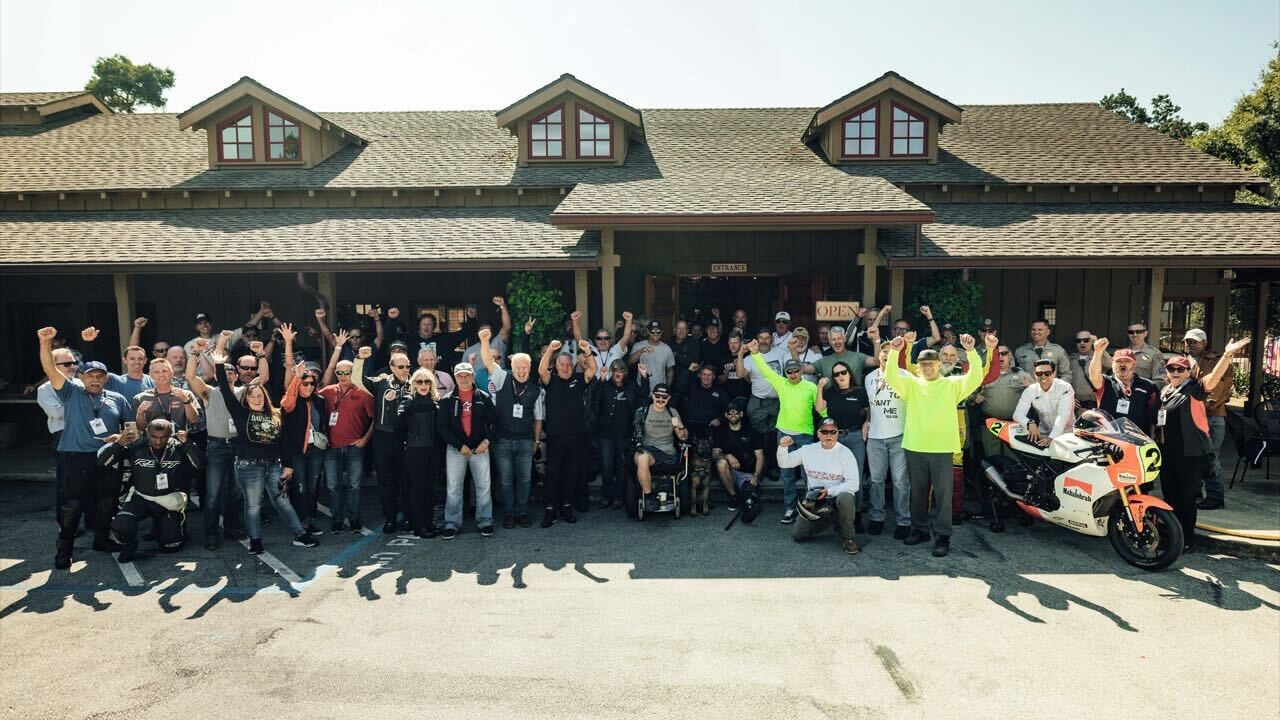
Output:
(889, 102), (928, 158)
(527, 104), (566, 161)
(574, 102), (615, 160)
(263, 105), (304, 163)
(839, 101), (880, 159)
(215, 107), (256, 163)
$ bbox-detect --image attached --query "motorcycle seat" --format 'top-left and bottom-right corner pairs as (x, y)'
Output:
(1010, 433), (1050, 456)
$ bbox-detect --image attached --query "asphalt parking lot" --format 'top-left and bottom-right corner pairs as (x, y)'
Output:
(1, 479), (1277, 719)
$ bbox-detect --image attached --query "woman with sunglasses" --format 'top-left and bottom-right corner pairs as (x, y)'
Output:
(1155, 338), (1250, 551)
(814, 361), (870, 469)
(279, 324), (328, 536)
(398, 368), (442, 538)
(353, 345), (413, 534)
(212, 352), (319, 555)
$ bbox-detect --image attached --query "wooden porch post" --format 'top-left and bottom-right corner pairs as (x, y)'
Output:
(599, 228), (619, 327)
(318, 271), (337, 310)
(860, 227), (878, 308)
(574, 268), (590, 333)
(112, 272), (135, 355)
(1248, 279), (1270, 410)
(890, 268), (905, 323)
(1147, 267), (1166, 334)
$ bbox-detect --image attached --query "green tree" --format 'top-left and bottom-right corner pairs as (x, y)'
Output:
(1100, 88), (1205, 140)
(1100, 88), (1150, 124)
(1190, 47), (1280, 201)
(505, 271), (566, 350)
(905, 271), (985, 336)
(85, 54), (175, 113)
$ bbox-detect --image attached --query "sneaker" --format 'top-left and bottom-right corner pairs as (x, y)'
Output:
(292, 533), (320, 548)
(414, 525), (439, 539)
(441, 527), (458, 540)
(348, 521), (364, 534)
(479, 525), (495, 538)
(869, 520), (884, 536)
(643, 494), (660, 513)
(116, 544), (137, 563)
(1197, 499), (1225, 510)
(560, 505), (578, 524)
(518, 515), (533, 528)
(903, 530), (929, 546)
(304, 523), (323, 536)
(893, 525), (910, 540)
(932, 535), (951, 557)
(598, 498), (612, 510)
(728, 495), (740, 512)
(540, 508), (558, 528)
(780, 509), (797, 525)
(204, 535), (219, 551)
(381, 521), (396, 535)
(842, 538), (861, 555)
(330, 519), (346, 535)
(502, 514), (516, 530)
(248, 538), (265, 555)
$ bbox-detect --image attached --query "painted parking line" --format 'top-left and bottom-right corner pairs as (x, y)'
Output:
(114, 554), (145, 587)
(238, 540), (303, 585)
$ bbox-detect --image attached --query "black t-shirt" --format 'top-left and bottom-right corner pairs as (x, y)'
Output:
(719, 355), (750, 399)
(700, 337), (730, 373)
(822, 386), (868, 432)
(671, 337), (702, 373)
(713, 422), (763, 471)
(543, 372), (589, 437)
(1098, 375), (1158, 434)
(1157, 378), (1211, 458)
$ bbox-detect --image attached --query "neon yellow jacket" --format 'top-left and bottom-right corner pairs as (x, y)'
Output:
(751, 351), (817, 435)
(884, 346), (984, 453)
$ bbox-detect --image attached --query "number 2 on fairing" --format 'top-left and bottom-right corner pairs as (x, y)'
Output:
(1141, 443), (1162, 481)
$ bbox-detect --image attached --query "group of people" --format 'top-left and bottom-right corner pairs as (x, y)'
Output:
(31, 294), (1248, 568)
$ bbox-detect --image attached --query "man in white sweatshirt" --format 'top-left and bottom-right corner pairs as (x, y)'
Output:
(778, 417), (862, 554)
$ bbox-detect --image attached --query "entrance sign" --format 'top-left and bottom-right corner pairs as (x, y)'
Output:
(710, 263), (748, 274)
(815, 300), (861, 322)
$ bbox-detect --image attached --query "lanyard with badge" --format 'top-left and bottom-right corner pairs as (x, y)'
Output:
(330, 386), (354, 427)
(1110, 376), (1133, 415)
(511, 380), (529, 419)
(151, 444), (172, 491)
(88, 393), (110, 435)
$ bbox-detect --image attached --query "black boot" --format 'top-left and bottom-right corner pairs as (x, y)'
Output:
(117, 543), (138, 564)
(54, 538), (73, 569)
(540, 507), (558, 528)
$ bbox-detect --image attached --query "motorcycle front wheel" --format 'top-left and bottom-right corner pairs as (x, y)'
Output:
(1107, 504), (1184, 571)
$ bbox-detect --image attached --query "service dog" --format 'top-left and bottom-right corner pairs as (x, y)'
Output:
(688, 433), (715, 516)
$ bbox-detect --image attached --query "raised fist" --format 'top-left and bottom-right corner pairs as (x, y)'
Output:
(622, 311), (633, 322)
(959, 334), (976, 351)
(904, 331), (918, 345)
(919, 305), (933, 320)
(570, 310), (582, 322)
(249, 340), (264, 355)
(358, 346), (373, 359)
(689, 362), (699, 373)
(478, 327), (492, 343)
(133, 317), (148, 328)
(577, 339), (591, 353)
(817, 377), (829, 389)
(890, 336), (906, 351)
(1094, 337), (1109, 353)
(548, 340), (563, 353)
(880, 304), (893, 317)
(314, 308), (327, 320)
(867, 325), (881, 341)
(492, 296), (505, 307)
(746, 339), (759, 354)
(985, 332), (1000, 349)
(193, 338), (209, 353)
(80, 326), (100, 343)
(638, 363), (649, 377)
(220, 329), (234, 340)
(38, 327), (58, 342)
(779, 435), (794, 448)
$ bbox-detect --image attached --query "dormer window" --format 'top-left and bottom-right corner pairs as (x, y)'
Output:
(529, 106), (564, 159)
(841, 104), (878, 158)
(577, 106), (613, 159)
(265, 108), (302, 161)
(218, 109), (254, 161)
(891, 104), (927, 157)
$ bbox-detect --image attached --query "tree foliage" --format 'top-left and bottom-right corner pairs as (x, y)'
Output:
(505, 271), (566, 349)
(85, 54), (175, 113)
(1189, 47), (1280, 201)
(905, 271), (986, 336)
(1100, 88), (1207, 140)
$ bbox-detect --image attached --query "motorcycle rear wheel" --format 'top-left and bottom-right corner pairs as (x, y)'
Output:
(1107, 504), (1183, 571)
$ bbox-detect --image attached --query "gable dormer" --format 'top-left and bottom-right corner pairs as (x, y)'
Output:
(804, 71), (962, 164)
(496, 74), (644, 167)
(0, 91), (111, 126)
(177, 77), (365, 169)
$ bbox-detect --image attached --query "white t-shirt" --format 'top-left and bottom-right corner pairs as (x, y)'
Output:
(773, 330), (794, 348)
(776, 441), (860, 496)
(865, 367), (906, 439)
(743, 345), (787, 399)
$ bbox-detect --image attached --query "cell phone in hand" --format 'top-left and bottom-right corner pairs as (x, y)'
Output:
(124, 421), (137, 436)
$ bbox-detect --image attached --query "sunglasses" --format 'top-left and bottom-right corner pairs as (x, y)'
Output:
(237, 365), (256, 371)
(56, 361), (78, 368)
(1075, 338), (1092, 344)
(1166, 366), (1189, 375)
(348, 335), (363, 341)
(392, 364), (410, 370)
(832, 370), (850, 377)
(775, 320), (789, 325)
(152, 348), (169, 355)
(1035, 370), (1053, 377)
(413, 379), (432, 386)
(1127, 329), (1146, 334)
(300, 381), (316, 387)
(785, 369), (801, 375)
(726, 409), (742, 414)
(999, 351), (1012, 356)
(649, 329), (662, 333)
(818, 429), (838, 436)
(653, 394), (671, 401)
(596, 336), (612, 341)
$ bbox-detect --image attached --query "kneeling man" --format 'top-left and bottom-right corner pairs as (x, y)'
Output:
(779, 417), (861, 554)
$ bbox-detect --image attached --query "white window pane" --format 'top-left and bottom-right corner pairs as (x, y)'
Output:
(579, 140), (594, 156)
(893, 107), (907, 120)
(908, 139), (924, 154)
(548, 124), (562, 140)
(222, 127), (236, 143)
(861, 123), (875, 139)
(548, 141), (562, 156)
(861, 139), (876, 155)
(863, 107), (877, 121)
(596, 140), (610, 156)
(547, 109), (561, 122)
(237, 115), (251, 127)
(268, 112), (280, 124)
(843, 139), (857, 155)
(531, 124), (546, 140)
(893, 121), (908, 138)
(909, 121), (924, 137)
(843, 123), (855, 140)
(580, 124), (594, 140)
(579, 109), (592, 122)
(238, 128), (252, 143)
(532, 140), (546, 157)
(598, 123), (610, 139)
(237, 144), (253, 159)
(269, 127), (283, 142)
(893, 139), (907, 155)
(269, 145), (283, 159)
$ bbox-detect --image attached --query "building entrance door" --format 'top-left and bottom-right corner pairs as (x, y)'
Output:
(644, 273), (828, 333)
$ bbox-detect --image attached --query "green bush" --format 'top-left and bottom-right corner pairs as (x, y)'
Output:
(905, 271), (986, 335)
(505, 271), (565, 350)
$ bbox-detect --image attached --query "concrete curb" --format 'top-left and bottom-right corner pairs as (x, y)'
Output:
(1195, 530), (1280, 561)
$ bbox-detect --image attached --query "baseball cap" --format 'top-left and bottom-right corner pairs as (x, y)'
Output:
(1183, 329), (1208, 342)
(453, 362), (474, 375)
(727, 397), (747, 413)
(1111, 349), (1136, 362)
(979, 318), (997, 331)
(80, 360), (109, 374)
(774, 311), (791, 322)
(705, 318), (720, 328)
(783, 359), (804, 372)
(648, 320), (662, 330)
(1165, 356), (1193, 370)
(652, 383), (672, 396)
(941, 322), (955, 332)
(917, 349), (940, 362)
(389, 340), (409, 352)
(792, 326), (810, 339)
(193, 313), (211, 324)
(817, 417), (839, 431)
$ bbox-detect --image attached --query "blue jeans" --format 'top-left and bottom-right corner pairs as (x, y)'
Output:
(324, 445), (365, 523)
(1203, 416), (1226, 503)
(866, 435), (910, 524)
(445, 446), (493, 530)
(235, 459), (305, 539)
(492, 436), (534, 519)
(598, 433), (629, 503)
(204, 437), (243, 538)
(290, 450), (325, 526)
(778, 431), (813, 510)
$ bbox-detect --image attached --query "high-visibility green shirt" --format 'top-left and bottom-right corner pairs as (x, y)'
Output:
(884, 347), (984, 453)
(751, 351), (817, 434)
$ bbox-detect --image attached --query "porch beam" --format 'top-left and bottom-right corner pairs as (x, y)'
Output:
(598, 228), (619, 329)
(861, 227), (878, 308)
(318, 271), (337, 310)
(574, 268), (590, 333)
(1248, 279), (1270, 410)
(112, 273), (135, 356)
(1147, 267), (1166, 332)
(890, 269), (905, 323)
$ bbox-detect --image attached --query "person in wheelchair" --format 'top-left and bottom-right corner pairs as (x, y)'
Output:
(779, 417), (862, 555)
(632, 383), (690, 513)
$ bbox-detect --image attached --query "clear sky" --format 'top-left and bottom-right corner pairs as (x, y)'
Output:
(1, 0), (1276, 123)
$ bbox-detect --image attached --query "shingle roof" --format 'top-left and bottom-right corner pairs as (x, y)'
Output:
(877, 202), (1280, 267)
(839, 103), (1261, 185)
(554, 108), (929, 220)
(0, 91), (87, 106)
(0, 207), (598, 271)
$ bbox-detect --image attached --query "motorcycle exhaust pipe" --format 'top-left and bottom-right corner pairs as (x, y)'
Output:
(982, 460), (1025, 502)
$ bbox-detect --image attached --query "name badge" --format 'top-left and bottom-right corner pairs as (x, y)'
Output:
(1115, 398), (1130, 415)
(329, 411), (340, 427)
(1156, 409), (1167, 427)
(89, 417), (108, 435)
(512, 404), (524, 419)
(155, 472), (169, 491)
(228, 418), (237, 435)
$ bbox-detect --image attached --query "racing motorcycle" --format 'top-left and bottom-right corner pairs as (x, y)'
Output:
(980, 410), (1183, 570)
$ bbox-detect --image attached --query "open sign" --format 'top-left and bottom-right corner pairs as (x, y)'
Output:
(814, 301), (861, 322)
